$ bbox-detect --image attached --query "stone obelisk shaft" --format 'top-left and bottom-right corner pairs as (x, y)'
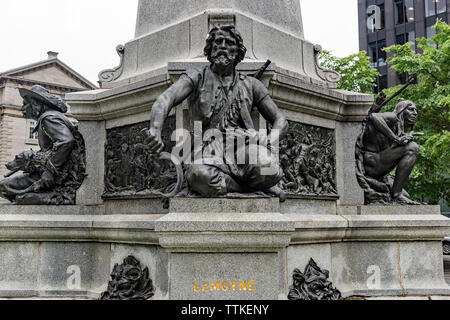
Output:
(135, 0), (304, 38)
(101, 0), (318, 87)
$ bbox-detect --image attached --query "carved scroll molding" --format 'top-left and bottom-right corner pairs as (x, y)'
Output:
(288, 259), (342, 301)
(98, 45), (125, 84)
(313, 44), (341, 84)
(100, 256), (155, 300)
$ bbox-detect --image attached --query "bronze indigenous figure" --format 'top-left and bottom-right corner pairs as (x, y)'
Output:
(356, 80), (423, 205)
(0, 85), (86, 205)
(146, 25), (288, 200)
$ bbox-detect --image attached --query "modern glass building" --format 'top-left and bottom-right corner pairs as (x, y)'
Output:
(358, 0), (449, 92)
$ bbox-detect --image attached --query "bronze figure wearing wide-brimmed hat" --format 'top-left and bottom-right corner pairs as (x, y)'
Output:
(19, 85), (69, 113)
(0, 85), (86, 205)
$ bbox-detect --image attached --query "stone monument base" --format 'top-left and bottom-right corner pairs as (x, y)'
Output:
(0, 199), (449, 300)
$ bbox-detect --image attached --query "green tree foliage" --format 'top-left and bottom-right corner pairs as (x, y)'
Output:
(382, 20), (449, 204)
(319, 50), (379, 94)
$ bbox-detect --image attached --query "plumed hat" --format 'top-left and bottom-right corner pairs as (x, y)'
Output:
(19, 85), (68, 113)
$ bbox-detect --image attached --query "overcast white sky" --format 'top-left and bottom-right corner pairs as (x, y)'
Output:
(0, 1), (359, 85)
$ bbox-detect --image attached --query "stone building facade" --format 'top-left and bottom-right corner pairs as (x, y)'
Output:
(0, 52), (96, 198)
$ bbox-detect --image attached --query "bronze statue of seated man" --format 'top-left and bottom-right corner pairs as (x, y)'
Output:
(0, 85), (86, 205)
(146, 25), (288, 200)
(356, 99), (422, 205)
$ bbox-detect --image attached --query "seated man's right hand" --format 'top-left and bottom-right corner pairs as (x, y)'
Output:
(146, 129), (165, 155)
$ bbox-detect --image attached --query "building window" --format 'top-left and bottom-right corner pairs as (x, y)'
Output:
(425, 0), (436, 17)
(426, 0), (447, 17)
(379, 75), (388, 91)
(368, 42), (377, 68)
(405, 0), (415, 22)
(367, 4), (385, 33)
(368, 40), (387, 68)
(397, 72), (408, 85)
(395, 0), (415, 24)
(407, 30), (416, 51)
(436, 0), (447, 14)
(374, 75), (388, 94)
(396, 34), (406, 45)
(377, 40), (387, 67)
(395, 0), (406, 24)
(396, 30), (416, 49)
(29, 120), (38, 140)
(426, 25), (438, 48)
(426, 25), (437, 39)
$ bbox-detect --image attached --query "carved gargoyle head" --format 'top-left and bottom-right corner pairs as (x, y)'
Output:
(289, 259), (341, 301)
(100, 256), (154, 300)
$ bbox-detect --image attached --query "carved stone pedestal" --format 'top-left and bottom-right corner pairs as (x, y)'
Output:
(287, 205), (450, 298)
(156, 198), (294, 300)
(0, 202), (449, 299)
(1, 0), (448, 301)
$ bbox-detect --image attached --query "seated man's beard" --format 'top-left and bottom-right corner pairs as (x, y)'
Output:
(212, 52), (236, 67)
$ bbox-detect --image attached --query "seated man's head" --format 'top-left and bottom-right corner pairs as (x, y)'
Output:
(204, 25), (247, 69)
(395, 99), (418, 131)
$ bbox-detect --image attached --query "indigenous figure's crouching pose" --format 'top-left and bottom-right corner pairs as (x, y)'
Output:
(356, 98), (422, 205)
(0, 85), (86, 205)
(146, 25), (288, 200)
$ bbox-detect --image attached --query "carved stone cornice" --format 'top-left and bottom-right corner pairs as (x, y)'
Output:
(0, 76), (88, 93)
(1, 59), (96, 90)
(68, 65), (372, 123)
(67, 74), (171, 121)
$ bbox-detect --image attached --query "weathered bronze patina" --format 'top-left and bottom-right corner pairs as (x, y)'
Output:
(147, 25), (288, 200)
(356, 78), (423, 205)
(0, 85), (86, 205)
(100, 256), (154, 300)
(288, 259), (342, 301)
(279, 121), (337, 197)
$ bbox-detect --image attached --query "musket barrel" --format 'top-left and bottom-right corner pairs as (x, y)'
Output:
(379, 74), (418, 108)
(253, 60), (272, 80)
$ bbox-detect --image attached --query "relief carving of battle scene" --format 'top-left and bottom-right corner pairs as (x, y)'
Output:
(103, 117), (177, 197)
(104, 117), (337, 200)
(279, 121), (337, 197)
